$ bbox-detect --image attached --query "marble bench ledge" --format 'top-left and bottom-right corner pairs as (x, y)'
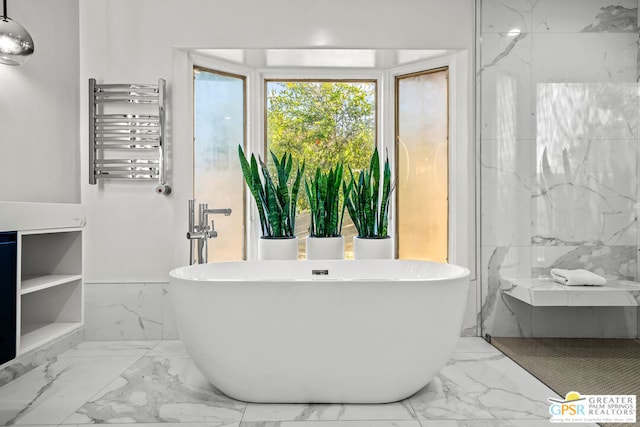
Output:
(501, 277), (640, 307)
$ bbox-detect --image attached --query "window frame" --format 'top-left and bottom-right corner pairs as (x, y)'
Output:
(262, 77), (379, 259)
(249, 69), (386, 260)
(386, 55), (465, 267)
(394, 66), (450, 262)
(192, 64), (248, 261)
(184, 53), (471, 273)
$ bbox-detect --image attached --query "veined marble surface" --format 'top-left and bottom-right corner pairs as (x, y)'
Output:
(84, 282), (178, 341)
(479, 0), (640, 338)
(0, 329), (82, 388)
(0, 338), (598, 427)
(501, 277), (640, 306)
(481, 0), (638, 34)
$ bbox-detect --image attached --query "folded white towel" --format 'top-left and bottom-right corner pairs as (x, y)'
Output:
(550, 268), (606, 286)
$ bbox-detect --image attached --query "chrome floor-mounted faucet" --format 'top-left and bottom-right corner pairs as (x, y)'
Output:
(187, 199), (232, 264)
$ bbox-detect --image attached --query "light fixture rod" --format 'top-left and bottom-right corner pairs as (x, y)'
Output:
(2, 0), (6, 19)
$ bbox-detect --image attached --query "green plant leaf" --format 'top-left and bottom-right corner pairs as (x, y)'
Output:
(260, 156), (285, 237)
(370, 147), (380, 235)
(304, 162), (348, 237)
(238, 145), (269, 236)
(379, 152), (392, 237)
(238, 145), (305, 239)
(290, 160), (305, 233)
(342, 147), (395, 239)
(270, 151), (291, 235)
(304, 177), (316, 236)
(340, 175), (352, 235)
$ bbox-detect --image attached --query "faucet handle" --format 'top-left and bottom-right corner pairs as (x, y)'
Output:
(209, 220), (218, 238)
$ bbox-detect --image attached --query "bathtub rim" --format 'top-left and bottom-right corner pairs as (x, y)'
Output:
(169, 259), (470, 283)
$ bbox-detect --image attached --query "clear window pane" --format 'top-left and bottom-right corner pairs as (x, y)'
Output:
(396, 68), (449, 262)
(265, 81), (376, 259)
(193, 67), (245, 262)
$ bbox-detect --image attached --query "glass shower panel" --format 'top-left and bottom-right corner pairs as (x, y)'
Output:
(193, 67), (245, 262)
(396, 68), (449, 262)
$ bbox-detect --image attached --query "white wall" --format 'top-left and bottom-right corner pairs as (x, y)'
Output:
(79, 0), (475, 283)
(0, 0), (80, 203)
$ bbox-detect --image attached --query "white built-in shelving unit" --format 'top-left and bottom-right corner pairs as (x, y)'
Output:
(0, 202), (85, 361)
(19, 228), (83, 353)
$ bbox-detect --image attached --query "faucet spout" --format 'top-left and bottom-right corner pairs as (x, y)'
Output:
(204, 208), (232, 217)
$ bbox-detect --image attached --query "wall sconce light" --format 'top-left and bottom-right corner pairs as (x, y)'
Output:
(0, 0), (34, 66)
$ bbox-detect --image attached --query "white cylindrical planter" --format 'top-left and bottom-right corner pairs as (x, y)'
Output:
(306, 236), (344, 260)
(258, 236), (298, 260)
(353, 236), (393, 260)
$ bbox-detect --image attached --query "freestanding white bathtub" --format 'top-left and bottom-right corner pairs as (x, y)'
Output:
(169, 259), (469, 404)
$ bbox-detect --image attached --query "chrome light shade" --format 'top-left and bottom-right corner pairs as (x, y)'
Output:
(0, 0), (34, 66)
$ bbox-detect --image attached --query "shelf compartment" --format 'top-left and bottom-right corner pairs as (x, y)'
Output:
(20, 280), (82, 354)
(21, 274), (83, 295)
(20, 322), (82, 354)
(20, 230), (82, 280)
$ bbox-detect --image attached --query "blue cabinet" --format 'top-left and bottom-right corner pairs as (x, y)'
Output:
(0, 232), (17, 365)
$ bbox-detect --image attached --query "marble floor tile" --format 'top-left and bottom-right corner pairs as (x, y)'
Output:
(0, 329), (83, 388)
(409, 352), (558, 421)
(454, 338), (500, 353)
(65, 423), (239, 427)
(0, 338), (596, 427)
(146, 340), (188, 357)
(67, 354), (246, 423)
(0, 354), (142, 425)
(242, 400), (416, 422)
(419, 421), (598, 427)
(63, 340), (158, 357)
(239, 422), (422, 427)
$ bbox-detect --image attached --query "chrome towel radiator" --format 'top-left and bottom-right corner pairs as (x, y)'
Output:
(88, 78), (171, 194)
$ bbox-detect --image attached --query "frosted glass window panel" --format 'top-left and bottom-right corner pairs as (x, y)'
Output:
(396, 68), (449, 262)
(193, 68), (246, 262)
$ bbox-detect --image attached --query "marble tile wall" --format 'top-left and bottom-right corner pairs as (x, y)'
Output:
(479, 0), (640, 336)
(84, 282), (178, 340)
(85, 280), (478, 340)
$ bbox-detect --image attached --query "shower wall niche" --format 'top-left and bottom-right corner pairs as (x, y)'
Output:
(478, 0), (640, 337)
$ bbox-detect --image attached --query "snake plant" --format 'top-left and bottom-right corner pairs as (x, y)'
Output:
(238, 145), (305, 238)
(305, 162), (352, 238)
(345, 147), (395, 239)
